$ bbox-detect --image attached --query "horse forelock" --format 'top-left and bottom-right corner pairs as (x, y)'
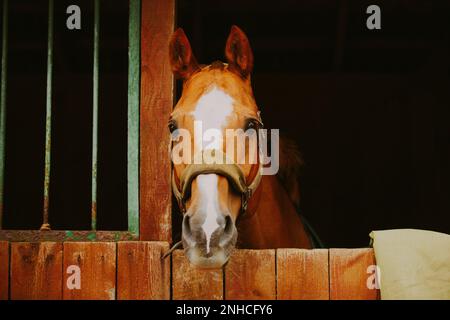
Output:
(209, 60), (226, 70)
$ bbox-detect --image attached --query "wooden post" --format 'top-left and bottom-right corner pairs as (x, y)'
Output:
(139, 0), (175, 241)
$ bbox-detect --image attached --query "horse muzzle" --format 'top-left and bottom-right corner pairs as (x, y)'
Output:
(182, 211), (237, 268)
(172, 150), (262, 268)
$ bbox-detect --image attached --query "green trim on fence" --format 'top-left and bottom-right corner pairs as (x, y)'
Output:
(0, 230), (138, 242)
(41, 0), (54, 231)
(0, 0), (8, 229)
(91, 0), (100, 231)
(127, 0), (140, 235)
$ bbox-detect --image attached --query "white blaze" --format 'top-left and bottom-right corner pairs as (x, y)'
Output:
(196, 174), (220, 253)
(191, 87), (234, 253)
(191, 86), (234, 150)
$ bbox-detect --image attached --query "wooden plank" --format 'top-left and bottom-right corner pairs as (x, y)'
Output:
(172, 250), (223, 300)
(10, 242), (62, 300)
(277, 249), (329, 300)
(139, 0), (175, 241)
(63, 242), (116, 300)
(329, 248), (379, 300)
(117, 241), (170, 300)
(225, 250), (276, 300)
(0, 241), (9, 300)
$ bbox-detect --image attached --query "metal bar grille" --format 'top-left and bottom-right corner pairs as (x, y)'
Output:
(127, 0), (140, 235)
(0, 0), (141, 235)
(0, 0), (8, 230)
(91, 0), (100, 231)
(40, 0), (54, 231)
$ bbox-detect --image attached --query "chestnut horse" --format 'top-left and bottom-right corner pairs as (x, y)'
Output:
(168, 26), (321, 268)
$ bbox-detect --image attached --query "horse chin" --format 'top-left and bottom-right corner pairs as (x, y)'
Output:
(185, 249), (229, 269)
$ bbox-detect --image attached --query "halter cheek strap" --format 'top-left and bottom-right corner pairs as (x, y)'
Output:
(171, 150), (262, 215)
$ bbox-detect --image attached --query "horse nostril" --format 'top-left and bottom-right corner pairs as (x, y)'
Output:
(224, 215), (233, 235)
(218, 215), (236, 249)
(183, 215), (191, 234)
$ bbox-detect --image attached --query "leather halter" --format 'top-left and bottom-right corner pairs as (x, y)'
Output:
(171, 149), (262, 215)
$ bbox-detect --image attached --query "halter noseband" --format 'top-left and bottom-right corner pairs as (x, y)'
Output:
(171, 149), (262, 215)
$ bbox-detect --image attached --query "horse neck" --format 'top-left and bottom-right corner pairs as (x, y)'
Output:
(236, 175), (312, 249)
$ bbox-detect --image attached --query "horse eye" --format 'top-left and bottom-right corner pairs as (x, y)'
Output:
(168, 121), (178, 133)
(245, 119), (258, 131)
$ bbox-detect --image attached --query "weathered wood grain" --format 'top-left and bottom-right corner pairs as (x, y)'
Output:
(10, 242), (62, 300)
(329, 248), (379, 300)
(5, 243), (383, 300)
(117, 241), (170, 299)
(277, 248), (329, 300)
(63, 242), (116, 300)
(225, 250), (276, 300)
(0, 241), (9, 300)
(172, 250), (223, 300)
(139, 0), (175, 241)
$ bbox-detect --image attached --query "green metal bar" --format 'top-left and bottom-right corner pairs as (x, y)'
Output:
(91, 0), (100, 231)
(127, 0), (140, 235)
(40, 0), (54, 231)
(0, 0), (8, 229)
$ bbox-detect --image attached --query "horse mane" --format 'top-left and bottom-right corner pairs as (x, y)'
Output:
(277, 135), (304, 209)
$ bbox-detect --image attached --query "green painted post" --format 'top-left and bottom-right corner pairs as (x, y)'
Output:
(91, 0), (100, 231)
(40, 0), (54, 231)
(0, 0), (8, 229)
(127, 0), (140, 235)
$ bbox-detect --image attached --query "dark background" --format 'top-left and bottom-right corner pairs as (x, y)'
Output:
(2, 0), (450, 247)
(177, 0), (450, 247)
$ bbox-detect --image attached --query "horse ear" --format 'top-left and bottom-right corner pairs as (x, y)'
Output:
(169, 28), (199, 79)
(225, 25), (254, 79)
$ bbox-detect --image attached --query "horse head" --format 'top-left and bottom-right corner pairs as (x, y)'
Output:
(168, 26), (262, 268)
